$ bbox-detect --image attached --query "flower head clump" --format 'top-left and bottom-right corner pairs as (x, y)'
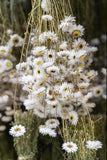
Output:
(15, 2), (104, 155)
(0, 31), (24, 132)
(39, 125), (57, 137)
(85, 140), (102, 150)
(9, 125), (26, 137)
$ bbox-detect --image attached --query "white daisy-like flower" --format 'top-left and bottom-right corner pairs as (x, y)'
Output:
(34, 80), (45, 88)
(45, 119), (60, 128)
(68, 111), (78, 125)
(4, 59), (13, 70)
(46, 65), (59, 75)
(41, 0), (51, 12)
(39, 31), (58, 44)
(93, 86), (103, 97)
(72, 38), (87, 50)
(8, 34), (23, 47)
(39, 125), (57, 137)
(32, 46), (47, 56)
(59, 41), (68, 50)
(47, 100), (62, 116)
(44, 49), (55, 62)
(33, 57), (43, 67)
(85, 140), (102, 150)
(62, 141), (78, 153)
(69, 24), (84, 38)
(59, 82), (74, 94)
(33, 105), (48, 118)
(0, 46), (9, 56)
(59, 15), (75, 32)
(9, 125), (26, 137)
(34, 67), (46, 79)
(46, 87), (54, 99)
(42, 15), (53, 21)
(67, 50), (77, 64)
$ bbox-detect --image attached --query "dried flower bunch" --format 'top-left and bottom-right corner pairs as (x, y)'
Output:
(8, 0), (105, 159)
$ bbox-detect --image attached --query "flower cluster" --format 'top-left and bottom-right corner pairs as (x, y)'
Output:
(39, 119), (59, 137)
(0, 31), (24, 132)
(13, 0), (104, 157)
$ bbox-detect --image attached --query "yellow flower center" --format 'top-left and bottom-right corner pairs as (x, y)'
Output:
(80, 55), (85, 61)
(72, 30), (81, 38)
(47, 37), (53, 42)
(39, 82), (44, 86)
(13, 37), (19, 44)
(37, 61), (42, 65)
(65, 24), (68, 27)
(52, 105), (57, 109)
(26, 69), (29, 75)
(44, 77), (48, 81)
(0, 64), (2, 68)
(6, 62), (11, 67)
(64, 87), (68, 91)
(37, 70), (41, 74)
(0, 50), (6, 54)
(51, 70), (56, 73)
(79, 63), (83, 67)
(73, 55), (76, 60)
(48, 54), (53, 58)
(78, 43), (83, 49)
(49, 90), (53, 95)
(70, 115), (73, 121)
(96, 89), (100, 94)
(55, 91), (59, 94)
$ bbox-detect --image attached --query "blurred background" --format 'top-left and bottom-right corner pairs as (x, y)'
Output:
(0, 0), (106, 159)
